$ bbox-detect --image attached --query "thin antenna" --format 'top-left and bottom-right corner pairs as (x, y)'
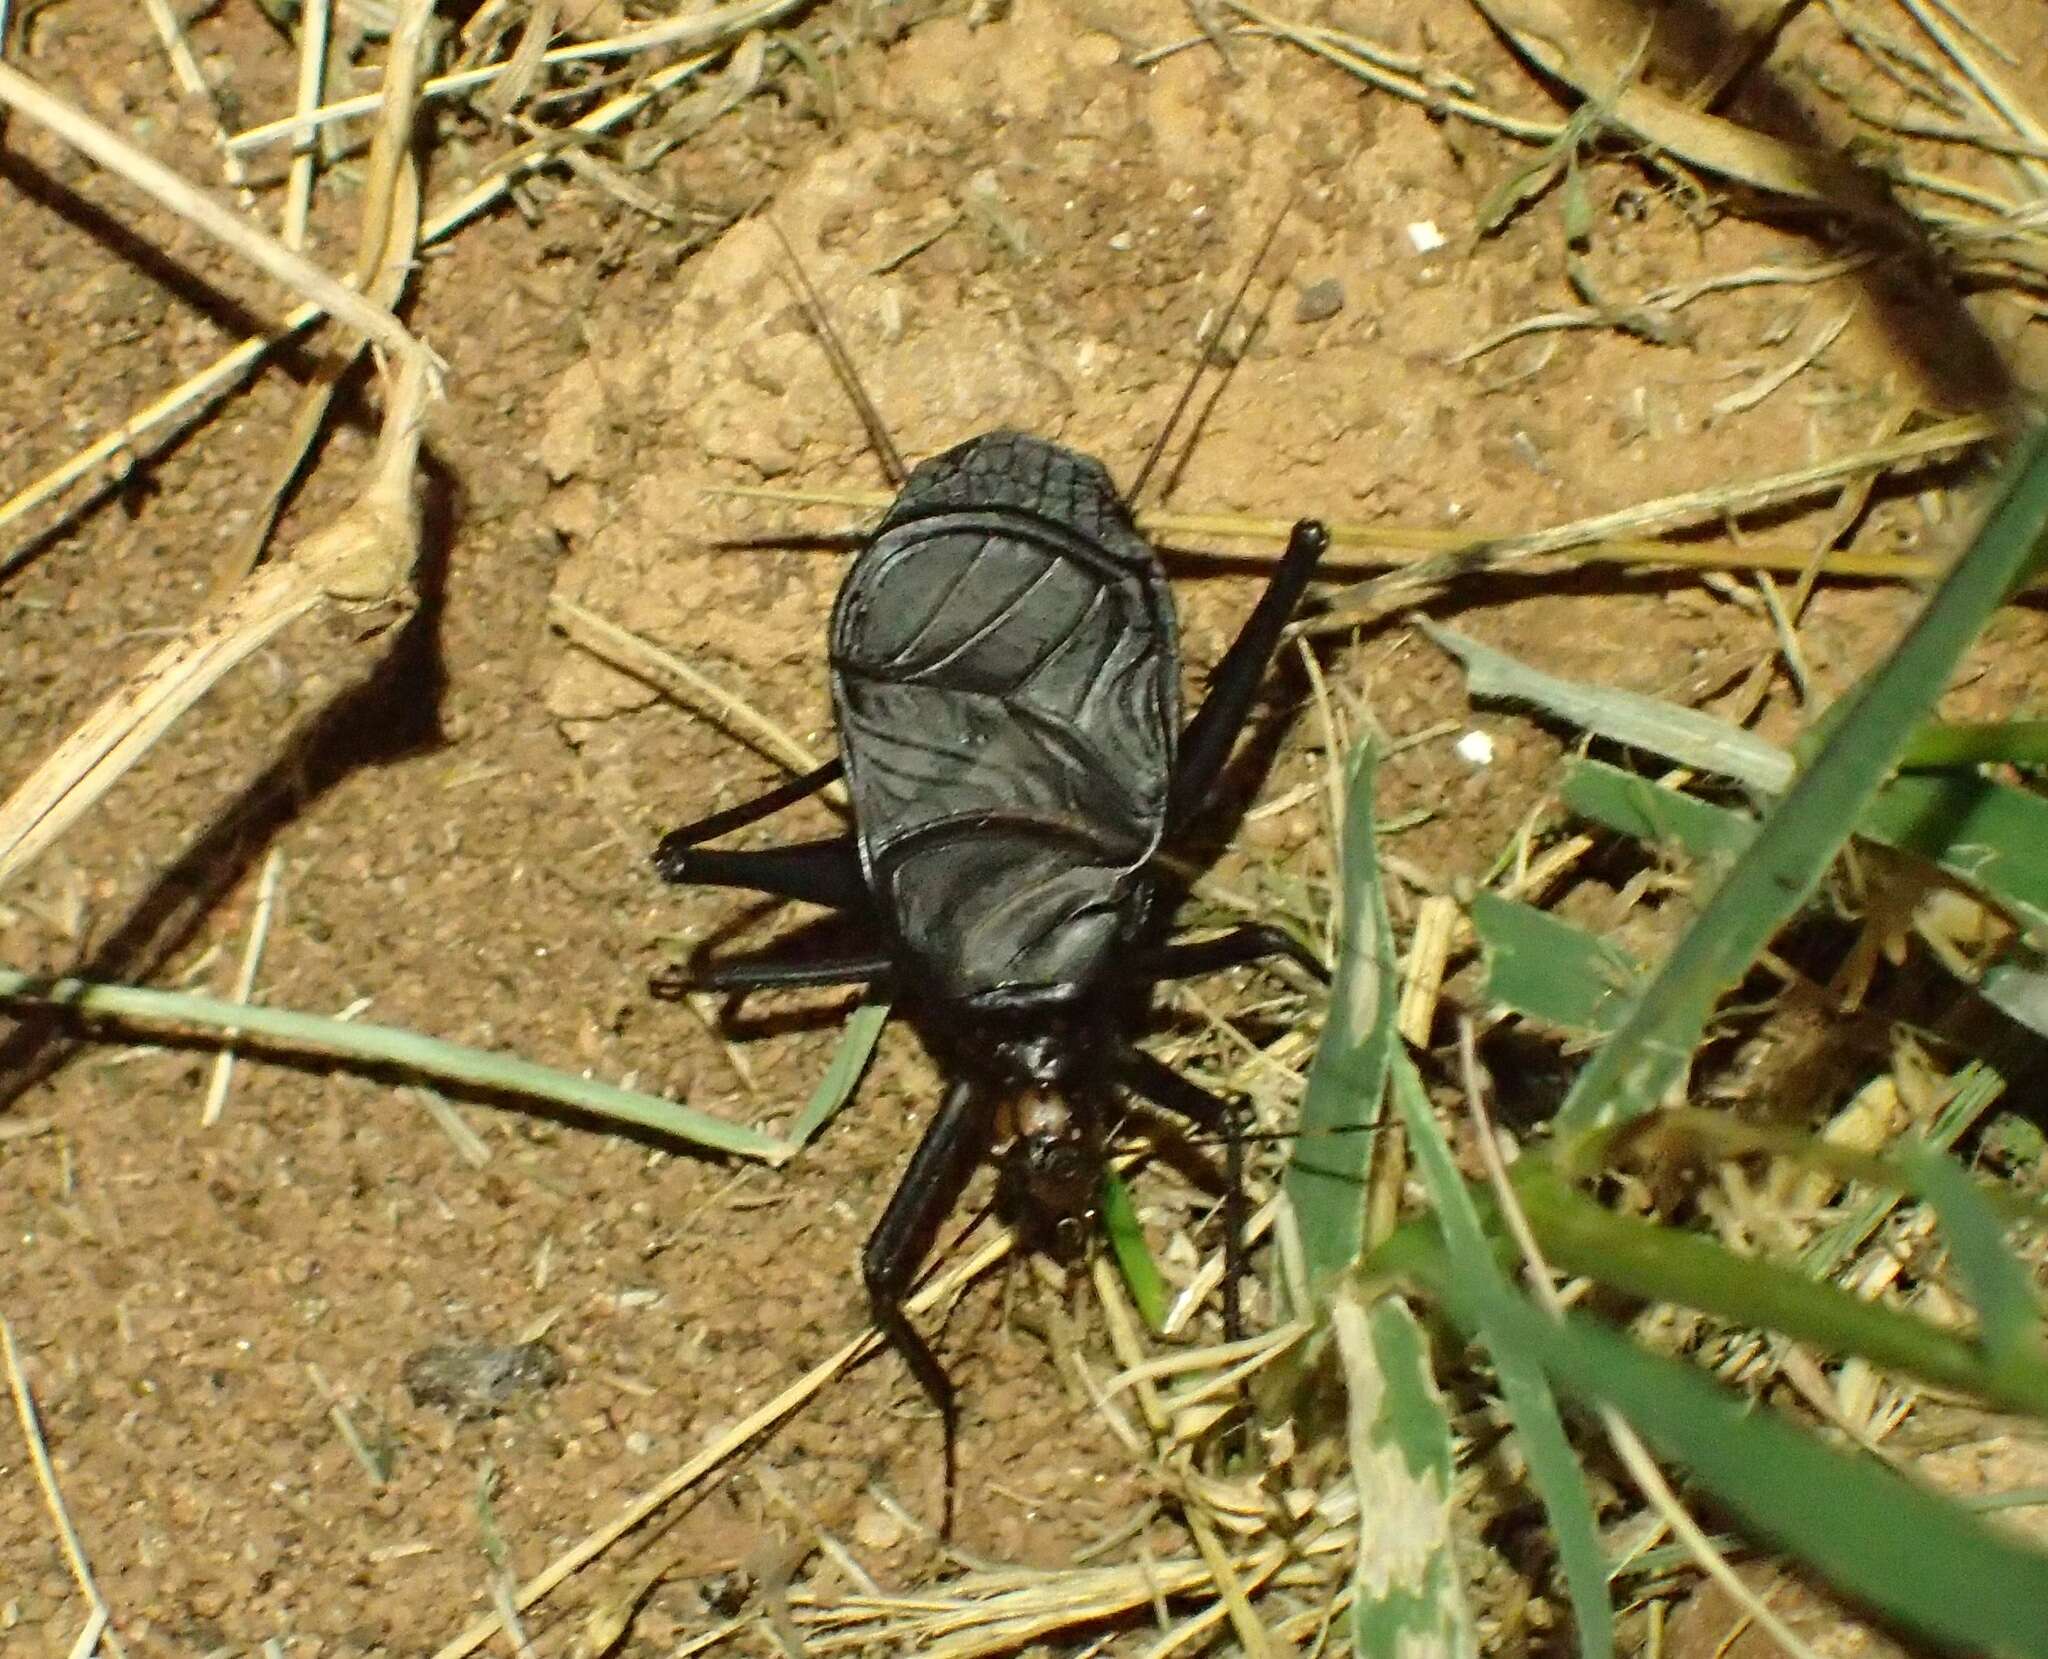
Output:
(766, 217), (908, 491)
(1126, 195), (1294, 505)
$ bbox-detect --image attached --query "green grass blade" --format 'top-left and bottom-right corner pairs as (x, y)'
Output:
(1389, 1054), (1615, 1659)
(785, 996), (890, 1148)
(1560, 760), (2048, 942)
(1504, 1162), (2048, 1416)
(0, 967), (791, 1162)
(1804, 1061), (2006, 1276)
(1332, 1290), (1475, 1659)
(1373, 1192), (2048, 1420)
(1859, 772), (2048, 939)
(1559, 762), (2048, 962)
(1436, 1275), (2048, 1657)
(1469, 891), (1640, 1032)
(1983, 944), (2048, 1038)
(1418, 617), (1794, 791)
(1558, 425), (2048, 1139)
(1560, 759), (1758, 861)
(1286, 740), (1395, 1288)
(1101, 1169), (1170, 1332)
(1905, 1144), (2048, 1375)
(1899, 719), (2048, 770)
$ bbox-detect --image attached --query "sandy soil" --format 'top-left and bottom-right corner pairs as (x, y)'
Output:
(3, 0), (2045, 1652)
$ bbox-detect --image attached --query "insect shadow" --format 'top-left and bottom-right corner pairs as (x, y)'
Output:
(653, 210), (1332, 1534)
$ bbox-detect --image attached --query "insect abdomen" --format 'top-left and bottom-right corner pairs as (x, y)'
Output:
(829, 433), (1179, 1007)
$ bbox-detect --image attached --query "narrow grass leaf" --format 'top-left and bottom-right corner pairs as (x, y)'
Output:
(0, 967), (790, 1161)
(1560, 759), (1757, 861)
(1859, 772), (2048, 939)
(1332, 1291), (1474, 1659)
(1475, 144), (1570, 237)
(1804, 1062), (2006, 1276)
(1899, 720), (2048, 770)
(1433, 1275), (2048, 1657)
(1982, 944), (2048, 1038)
(785, 996), (889, 1148)
(1905, 1144), (2048, 1376)
(1100, 1169), (1169, 1332)
(1418, 618), (1794, 792)
(1286, 740), (1394, 1287)
(1469, 891), (1639, 1033)
(1503, 1161), (2048, 1416)
(1388, 1054), (1615, 1659)
(1557, 427), (2048, 1139)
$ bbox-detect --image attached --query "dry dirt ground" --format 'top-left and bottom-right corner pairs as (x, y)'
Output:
(4, 0), (2047, 1654)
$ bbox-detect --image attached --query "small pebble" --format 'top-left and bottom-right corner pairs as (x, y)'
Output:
(1406, 219), (1447, 253)
(1454, 730), (1496, 767)
(1294, 277), (1344, 324)
(853, 1506), (905, 1550)
(403, 1340), (564, 1419)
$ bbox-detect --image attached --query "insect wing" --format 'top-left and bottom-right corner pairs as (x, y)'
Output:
(831, 434), (1179, 1005)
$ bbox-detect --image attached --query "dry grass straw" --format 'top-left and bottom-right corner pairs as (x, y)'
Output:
(1452, 252), (1880, 364)
(137, 0), (255, 200)
(226, 0), (808, 152)
(4, 1313), (128, 1658)
(775, 1285), (1351, 1657)
(0, 58), (426, 367)
(1302, 412), (2002, 632)
(280, 0), (330, 251)
(0, 0), (795, 892)
(1210, 0), (1560, 142)
(0, 15), (443, 894)
(429, 1231), (1016, 1659)
(217, 0), (437, 587)
(549, 595), (847, 803)
(716, 409), (1997, 620)
(0, 40), (729, 555)
(1893, 0), (2048, 195)
(1465, 0), (1904, 227)
(1456, 1023), (1824, 1659)
(198, 846), (285, 1128)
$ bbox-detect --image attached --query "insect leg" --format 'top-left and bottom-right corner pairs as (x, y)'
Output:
(1137, 922), (1330, 986)
(861, 1076), (996, 1540)
(695, 949), (893, 992)
(653, 757), (845, 857)
(1110, 1047), (1248, 1343)
(656, 835), (869, 912)
(1169, 518), (1329, 826)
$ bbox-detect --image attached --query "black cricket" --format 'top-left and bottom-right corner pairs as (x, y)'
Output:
(654, 246), (1328, 1524)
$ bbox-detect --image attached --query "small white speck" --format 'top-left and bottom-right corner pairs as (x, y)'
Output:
(1406, 220), (1446, 253)
(1107, 230), (1133, 252)
(1455, 730), (1496, 767)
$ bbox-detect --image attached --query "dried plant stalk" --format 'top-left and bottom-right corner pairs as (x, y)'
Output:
(0, 353), (430, 895)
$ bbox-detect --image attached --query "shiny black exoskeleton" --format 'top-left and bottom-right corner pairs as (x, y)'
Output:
(656, 429), (1326, 1527)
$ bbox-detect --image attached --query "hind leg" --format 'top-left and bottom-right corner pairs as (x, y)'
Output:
(657, 836), (868, 912)
(861, 1077), (997, 1540)
(1135, 922), (1329, 986)
(1169, 520), (1328, 825)
(656, 757), (844, 854)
